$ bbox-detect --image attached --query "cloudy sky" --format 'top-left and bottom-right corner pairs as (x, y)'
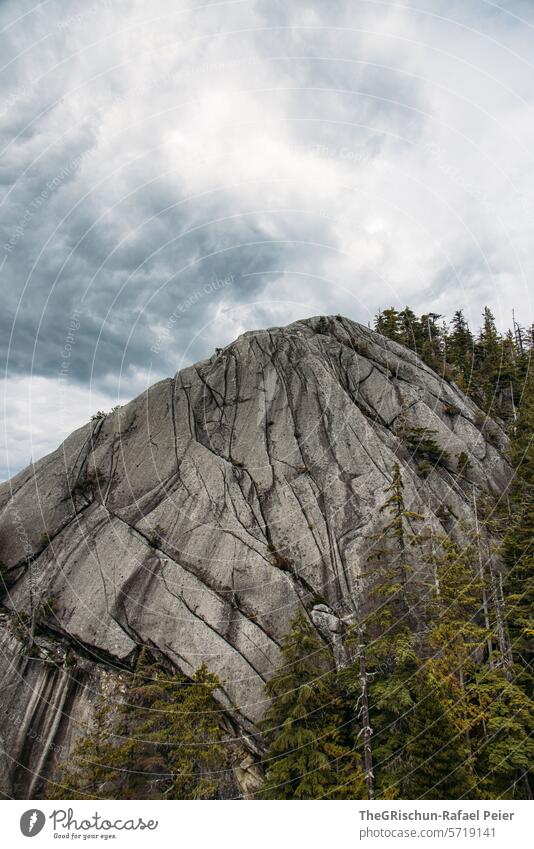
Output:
(1, 0), (533, 479)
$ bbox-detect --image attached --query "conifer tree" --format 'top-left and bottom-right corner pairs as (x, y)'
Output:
(403, 672), (475, 799)
(366, 636), (419, 799)
(107, 648), (175, 799)
(112, 655), (231, 799)
(47, 303), (534, 804)
(478, 306), (501, 364)
(46, 701), (118, 799)
(370, 463), (425, 611)
(448, 309), (474, 391)
(362, 465), (424, 797)
(398, 423), (450, 476)
(475, 307), (502, 412)
(426, 537), (487, 672)
(373, 304), (530, 423)
(420, 312), (445, 374)
(501, 369), (534, 692)
(260, 612), (366, 799)
(375, 308), (401, 341)
(469, 669), (533, 799)
(515, 322), (534, 398)
(423, 534), (532, 799)
(500, 330), (520, 418)
(398, 307), (424, 352)
(171, 664), (232, 798)
(336, 625), (375, 799)
(47, 651), (231, 800)
(424, 535), (488, 752)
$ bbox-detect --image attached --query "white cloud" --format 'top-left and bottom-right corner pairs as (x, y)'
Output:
(1, 0), (533, 476)
(0, 375), (118, 481)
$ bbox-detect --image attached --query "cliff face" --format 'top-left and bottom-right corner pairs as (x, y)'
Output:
(0, 315), (511, 797)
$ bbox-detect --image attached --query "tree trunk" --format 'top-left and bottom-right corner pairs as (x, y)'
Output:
(491, 570), (514, 679)
(472, 487), (494, 668)
(473, 484), (513, 679)
(457, 663), (472, 754)
(358, 627), (374, 800)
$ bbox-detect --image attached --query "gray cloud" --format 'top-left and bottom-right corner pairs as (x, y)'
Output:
(1, 0), (533, 476)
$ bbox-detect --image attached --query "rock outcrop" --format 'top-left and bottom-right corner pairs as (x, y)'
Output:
(0, 315), (511, 797)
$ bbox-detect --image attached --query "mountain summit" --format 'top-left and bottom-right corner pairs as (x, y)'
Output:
(0, 315), (511, 797)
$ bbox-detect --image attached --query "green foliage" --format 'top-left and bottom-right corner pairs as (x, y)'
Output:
(46, 698), (116, 800)
(39, 304), (534, 802)
(47, 650), (231, 800)
(398, 423), (451, 470)
(71, 467), (105, 500)
(456, 451), (472, 476)
(501, 370), (534, 691)
(36, 595), (59, 621)
(7, 609), (30, 642)
(316, 316), (331, 335)
(345, 458), (534, 800)
(417, 459), (432, 477)
(374, 304), (533, 424)
(424, 537), (487, 735)
(375, 308), (402, 342)
(39, 531), (50, 548)
(375, 308), (446, 374)
(270, 548), (293, 571)
(366, 463), (424, 646)
(469, 669), (534, 798)
(259, 612), (366, 799)
(448, 309), (475, 390)
(403, 672), (475, 799)
(427, 537), (485, 640)
(259, 306), (534, 801)
(355, 466), (424, 797)
(380, 463), (407, 548)
(422, 534), (534, 799)
(366, 636), (419, 799)
(148, 523), (165, 548)
(443, 402), (460, 417)
(475, 308), (503, 414)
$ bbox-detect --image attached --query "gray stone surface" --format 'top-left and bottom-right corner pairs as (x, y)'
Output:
(0, 315), (512, 797)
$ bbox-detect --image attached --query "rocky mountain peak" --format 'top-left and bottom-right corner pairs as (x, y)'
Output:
(0, 315), (511, 796)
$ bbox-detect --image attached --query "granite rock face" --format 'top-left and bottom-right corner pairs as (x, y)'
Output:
(0, 315), (511, 797)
